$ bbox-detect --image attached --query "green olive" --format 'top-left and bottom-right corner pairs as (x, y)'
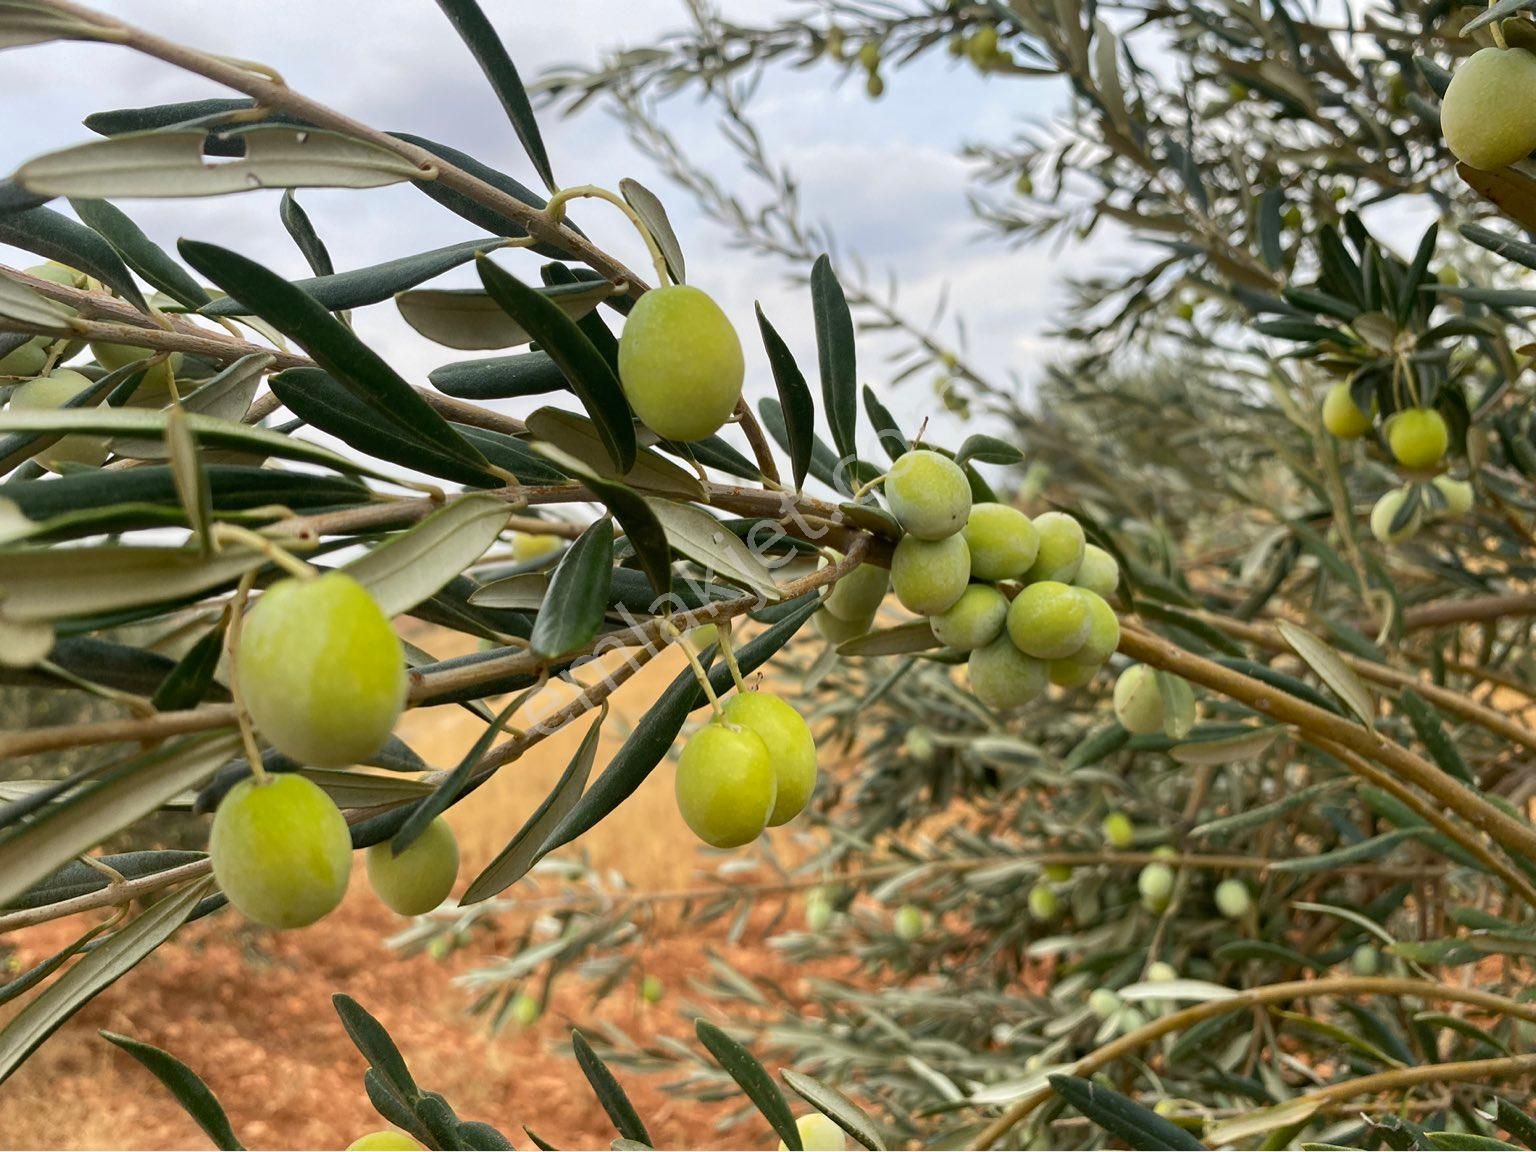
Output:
(347, 1132), (425, 1151)
(962, 502), (1038, 580)
(1441, 47), (1536, 170)
(1023, 511), (1086, 583)
(720, 691), (817, 827)
(805, 886), (834, 932)
(885, 449), (972, 540)
(1112, 664), (1164, 735)
(890, 533), (970, 615)
(865, 73), (885, 99)
(1214, 878), (1252, 920)
(929, 584), (1008, 651)
(1350, 944), (1380, 976)
(90, 341), (183, 403)
(1387, 408), (1449, 470)
(1138, 863), (1175, 913)
(822, 559), (889, 621)
(1070, 590), (1120, 665)
(1087, 987), (1121, 1020)
(780, 1113), (848, 1152)
(1431, 475), (1473, 517)
(814, 607), (872, 646)
(1048, 657), (1100, 689)
(1146, 961), (1178, 983)
(1322, 383), (1372, 439)
(1006, 581), (1091, 660)
(674, 722), (776, 848)
(366, 816), (459, 916)
(967, 24), (1000, 67)
(512, 992), (541, 1027)
(0, 336), (51, 378)
(511, 532), (564, 562)
(617, 284), (744, 442)
(1370, 487), (1421, 544)
(894, 904), (926, 940)
(9, 369), (109, 470)
(641, 974), (665, 1003)
(968, 634), (1047, 710)
(237, 572), (407, 769)
(857, 42), (881, 70)
(1073, 544), (1120, 598)
(209, 774), (353, 929)
(1101, 811), (1135, 850)
(1027, 883), (1060, 922)
(1043, 863), (1073, 884)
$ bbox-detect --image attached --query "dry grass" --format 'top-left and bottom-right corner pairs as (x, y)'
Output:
(0, 625), (832, 1150)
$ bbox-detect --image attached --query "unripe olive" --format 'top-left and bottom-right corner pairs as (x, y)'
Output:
(1138, 863), (1175, 913)
(1027, 883), (1059, 922)
(511, 532), (563, 562)
(1351, 944), (1380, 976)
(1073, 545), (1120, 598)
(209, 774), (353, 929)
(930, 584), (1008, 651)
(968, 635), (1047, 711)
(1014, 171), (1033, 196)
(512, 992), (541, 1027)
(1387, 408), (1449, 470)
(1043, 863), (1073, 884)
(1322, 383), (1372, 440)
(617, 285), (744, 442)
(1087, 987), (1121, 1020)
(967, 24), (999, 66)
(674, 722), (776, 848)
(1431, 474), (1473, 517)
(641, 974), (665, 1003)
(1282, 204), (1304, 229)
(780, 1113), (848, 1152)
(903, 727), (937, 764)
(366, 816), (459, 916)
(237, 572), (407, 769)
(857, 42), (881, 71)
(962, 502), (1038, 580)
(91, 341), (182, 402)
(1118, 1007), (1148, 1034)
(822, 560), (888, 621)
(825, 26), (846, 60)
(1023, 511), (1086, 583)
(1370, 487), (1421, 545)
(9, 369), (108, 470)
(686, 624), (719, 650)
(1441, 47), (1536, 170)
(947, 33), (966, 57)
(885, 449), (972, 540)
(1175, 301), (1195, 322)
(1214, 878), (1252, 920)
(1101, 811), (1135, 850)
(1112, 664), (1164, 735)
(805, 887), (834, 932)
(1071, 590), (1120, 665)
(815, 608), (872, 646)
(1146, 961), (1178, 983)
(0, 335), (50, 378)
(347, 1132), (425, 1151)
(865, 73), (885, 99)
(721, 691), (817, 827)
(890, 533), (970, 615)
(1007, 581), (1091, 660)
(1048, 658), (1100, 689)
(894, 903), (926, 940)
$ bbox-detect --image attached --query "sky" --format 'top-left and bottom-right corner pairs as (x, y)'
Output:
(0, 1), (1096, 450)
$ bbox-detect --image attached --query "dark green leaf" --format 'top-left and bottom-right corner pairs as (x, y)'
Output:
(101, 1031), (243, 1150)
(620, 178), (683, 285)
(150, 615), (227, 712)
(459, 704), (606, 904)
(755, 304), (815, 489)
(457, 1121), (515, 1150)
(202, 235), (504, 316)
(956, 434), (1024, 466)
(391, 693), (521, 856)
(0, 204), (147, 311)
(332, 995), (420, 1102)
(1397, 690), (1474, 784)
(1048, 1075), (1207, 1151)
(1464, 0), (1536, 33)
(530, 444), (669, 599)
(431, 0), (555, 191)
(572, 1029), (652, 1147)
(279, 190), (334, 277)
(68, 198), (210, 309)
(758, 397), (848, 494)
(477, 256), (634, 472)
(3, 851), (205, 910)
(810, 255), (857, 463)
(697, 1020), (801, 1151)
(530, 517), (613, 658)
(861, 385), (907, 460)
(430, 352), (568, 400)
(1495, 1097), (1536, 1150)
(179, 240), (487, 468)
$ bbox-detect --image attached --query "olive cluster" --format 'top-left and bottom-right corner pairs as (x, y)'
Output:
(1321, 385), (1472, 544)
(823, 449), (1123, 710)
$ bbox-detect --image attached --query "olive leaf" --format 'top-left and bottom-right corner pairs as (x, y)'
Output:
(1276, 619), (1375, 729)
(529, 517), (613, 658)
(100, 1031), (244, 1151)
(343, 494), (511, 617)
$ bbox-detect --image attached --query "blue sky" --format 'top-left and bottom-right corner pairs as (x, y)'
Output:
(0, 1), (1106, 448)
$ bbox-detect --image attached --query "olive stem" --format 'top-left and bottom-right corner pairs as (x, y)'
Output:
(211, 522), (317, 581)
(1490, 0), (1509, 50)
(850, 472), (887, 501)
(225, 571), (269, 785)
(662, 617), (724, 719)
(717, 620), (748, 694)
(544, 183), (672, 287)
